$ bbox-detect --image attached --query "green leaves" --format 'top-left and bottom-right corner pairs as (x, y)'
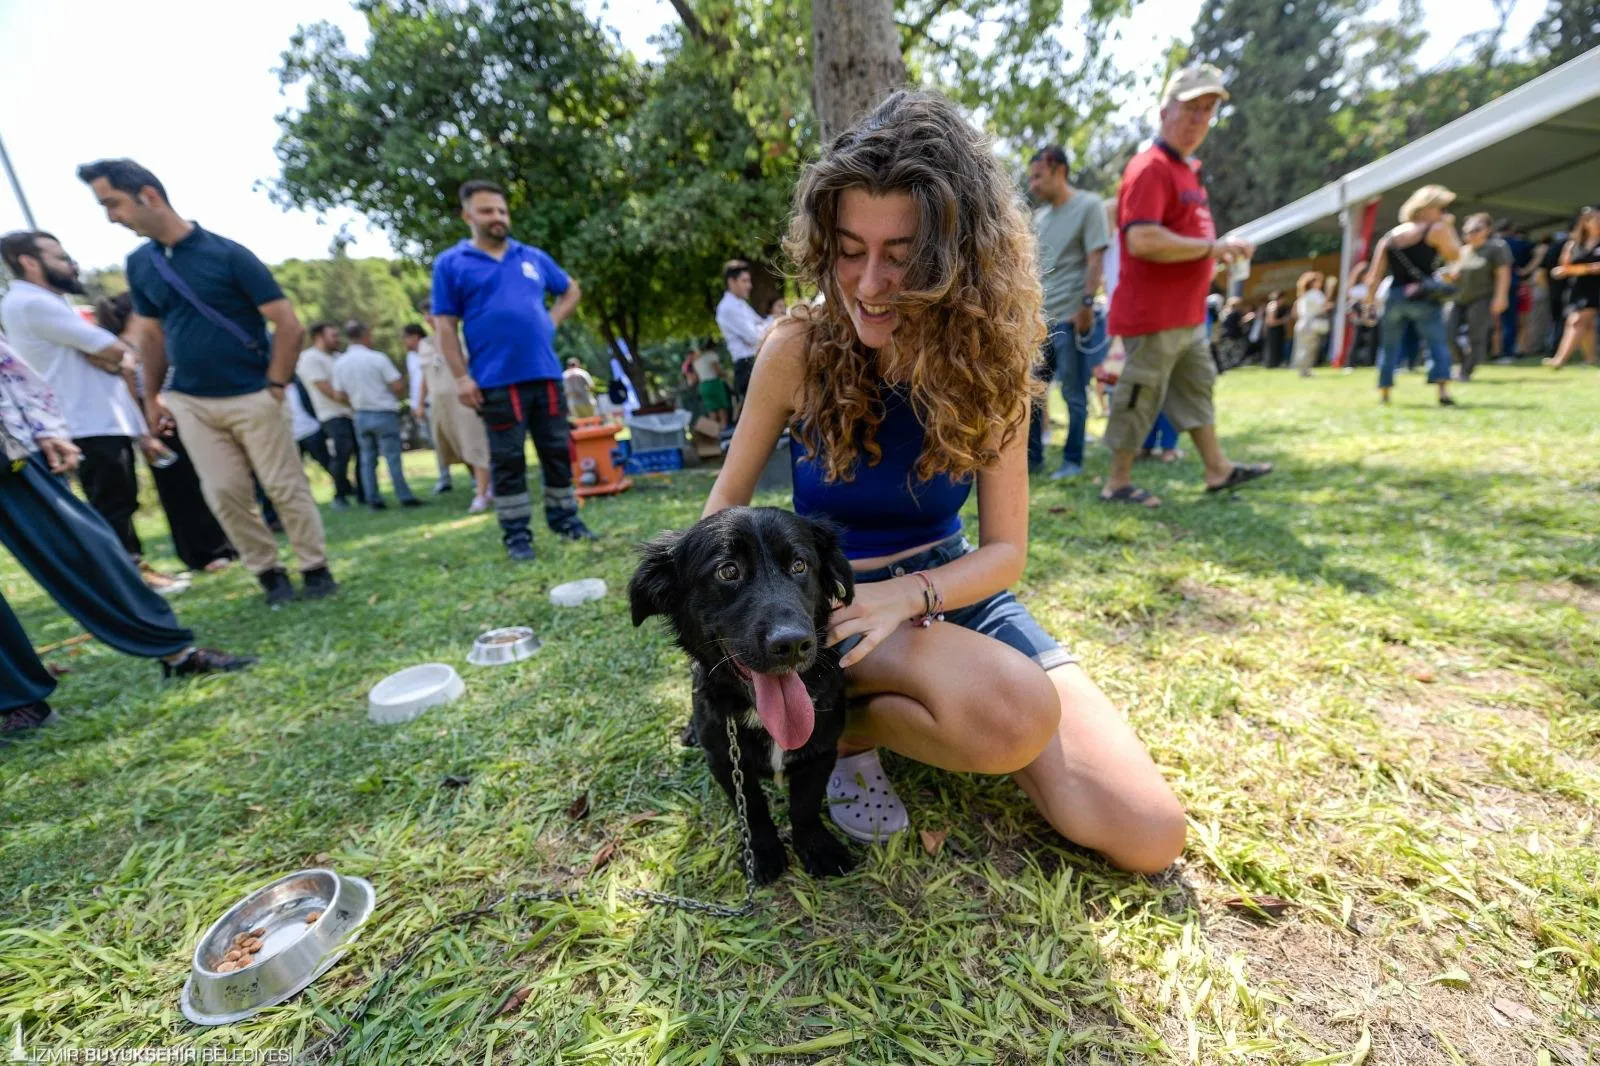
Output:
(273, 0), (796, 386)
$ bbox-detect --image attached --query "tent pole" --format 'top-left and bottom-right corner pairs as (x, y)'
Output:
(0, 131), (37, 230)
(1332, 195), (1356, 368)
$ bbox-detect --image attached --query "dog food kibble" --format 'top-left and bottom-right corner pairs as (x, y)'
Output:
(223, 949), (242, 962)
(305, 910), (324, 924)
(249, 927), (267, 939)
(244, 937), (264, 952)
(216, 959), (237, 972)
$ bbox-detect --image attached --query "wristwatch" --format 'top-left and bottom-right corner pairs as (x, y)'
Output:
(268, 378), (291, 389)
(1080, 295), (1095, 307)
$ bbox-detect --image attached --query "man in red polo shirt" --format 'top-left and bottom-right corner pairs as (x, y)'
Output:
(1101, 65), (1273, 507)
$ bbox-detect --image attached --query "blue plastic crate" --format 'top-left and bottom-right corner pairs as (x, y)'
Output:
(623, 447), (684, 475)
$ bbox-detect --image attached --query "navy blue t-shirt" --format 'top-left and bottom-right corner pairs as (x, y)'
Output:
(430, 239), (570, 388)
(126, 225), (284, 398)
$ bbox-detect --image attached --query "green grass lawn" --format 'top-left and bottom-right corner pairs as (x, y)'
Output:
(3, 363), (1597, 1064)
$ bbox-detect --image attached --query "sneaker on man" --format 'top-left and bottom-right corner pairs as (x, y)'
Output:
(330, 497), (351, 511)
(258, 568), (296, 608)
(1, 701), (60, 738)
(468, 494), (490, 514)
(1049, 461), (1083, 481)
(161, 648), (259, 679)
(400, 498), (426, 509)
(505, 539), (537, 563)
(368, 500), (388, 512)
(432, 477), (454, 495)
(300, 566), (339, 601)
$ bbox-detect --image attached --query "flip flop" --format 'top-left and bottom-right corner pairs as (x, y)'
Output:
(1205, 462), (1274, 493)
(1100, 485), (1160, 507)
(1160, 449), (1185, 463)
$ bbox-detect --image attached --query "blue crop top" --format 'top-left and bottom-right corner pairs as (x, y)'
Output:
(791, 384), (973, 560)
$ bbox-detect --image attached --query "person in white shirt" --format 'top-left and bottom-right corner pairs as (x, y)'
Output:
(406, 322), (490, 511)
(294, 322), (360, 508)
(1290, 271), (1330, 376)
(714, 260), (768, 412)
(562, 357), (596, 418)
(330, 320), (422, 510)
(0, 230), (185, 593)
(401, 328), (442, 486)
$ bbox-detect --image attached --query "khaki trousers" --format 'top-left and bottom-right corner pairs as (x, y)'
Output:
(1102, 324), (1217, 453)
(164, 389), (327, 575)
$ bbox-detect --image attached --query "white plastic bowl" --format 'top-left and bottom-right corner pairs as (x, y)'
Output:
(367, 664), (464, 724)
(549, 578), (607, 607)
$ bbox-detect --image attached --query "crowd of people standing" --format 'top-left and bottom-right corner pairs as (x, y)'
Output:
(1, 160), (615, 735)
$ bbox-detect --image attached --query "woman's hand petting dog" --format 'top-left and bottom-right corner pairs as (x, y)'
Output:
(828, 576), (921, 669)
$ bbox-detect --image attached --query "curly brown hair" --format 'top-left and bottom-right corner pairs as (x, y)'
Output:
(782, 90), (1045, 484)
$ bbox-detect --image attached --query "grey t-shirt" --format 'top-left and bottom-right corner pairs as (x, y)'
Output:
(1034, 190), (1110, 324)
(1454, 236), (1511, 304)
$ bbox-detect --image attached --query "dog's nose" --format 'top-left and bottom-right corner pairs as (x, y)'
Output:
(763, 625), (816, 669)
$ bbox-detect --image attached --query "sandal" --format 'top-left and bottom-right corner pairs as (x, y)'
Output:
(1100, 485), (1160, 507)
(1159, 449), (1184, 463)
(1204, 462), (1273, 493)
(828, 749), (909, 844)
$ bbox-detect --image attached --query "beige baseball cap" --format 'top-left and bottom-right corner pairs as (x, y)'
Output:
(1162, 64), (1229, 104)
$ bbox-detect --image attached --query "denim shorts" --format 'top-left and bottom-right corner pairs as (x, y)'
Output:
(840, 533), (1076, 672)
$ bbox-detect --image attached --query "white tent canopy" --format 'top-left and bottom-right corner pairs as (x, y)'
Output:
(1231, 46), (1600, 362)
(1235, 46), (1600, 247)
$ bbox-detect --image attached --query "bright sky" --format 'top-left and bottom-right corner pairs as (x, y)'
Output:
(0, 0), (1542, 271)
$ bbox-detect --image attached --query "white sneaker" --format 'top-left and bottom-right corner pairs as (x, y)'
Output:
(469, 494), (490, 514)
(827, 749), (909, 844)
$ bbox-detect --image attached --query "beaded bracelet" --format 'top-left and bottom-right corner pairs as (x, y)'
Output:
(910, 571), (944, 628)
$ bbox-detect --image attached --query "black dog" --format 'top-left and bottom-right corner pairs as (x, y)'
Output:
(629, 506), (858, 883)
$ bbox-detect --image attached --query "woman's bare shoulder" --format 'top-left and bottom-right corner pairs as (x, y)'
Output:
(753, 314), (811, 402)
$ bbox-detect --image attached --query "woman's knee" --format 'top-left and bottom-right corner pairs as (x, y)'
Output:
(962, 658), (1059, 774)
(1100, 791), (1188, 874)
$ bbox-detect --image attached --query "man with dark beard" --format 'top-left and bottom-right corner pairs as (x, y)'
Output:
(0, 230), (184, 593)
(430, 179), (595, 561)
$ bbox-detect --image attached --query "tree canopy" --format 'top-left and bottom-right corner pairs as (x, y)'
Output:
(272, 0), (1589, 353)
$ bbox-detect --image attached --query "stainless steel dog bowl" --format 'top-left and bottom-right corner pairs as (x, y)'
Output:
(181, 868), (376, 1026)
(466, 626), (541, 667)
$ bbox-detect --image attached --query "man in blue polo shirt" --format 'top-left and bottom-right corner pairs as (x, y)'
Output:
(431, 179), (595, 560)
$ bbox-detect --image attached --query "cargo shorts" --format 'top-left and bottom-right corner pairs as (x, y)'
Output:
(1102, 324), (1217, 453)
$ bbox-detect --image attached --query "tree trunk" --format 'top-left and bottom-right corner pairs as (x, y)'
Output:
(810, 0), (907, 143)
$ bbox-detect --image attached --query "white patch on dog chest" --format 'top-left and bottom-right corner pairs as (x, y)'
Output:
(739, 708), (787, 784)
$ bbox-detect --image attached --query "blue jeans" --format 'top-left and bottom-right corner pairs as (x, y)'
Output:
(841, 534), (1075, 671)
(354, 410), (416, 504)
(1378, 298), (1451, 388)
(1027, 313), (1106, 469)
(1142, 413), (1178, 451)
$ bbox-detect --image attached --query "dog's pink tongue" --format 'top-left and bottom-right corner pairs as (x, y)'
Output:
(750, 670), (815, 750)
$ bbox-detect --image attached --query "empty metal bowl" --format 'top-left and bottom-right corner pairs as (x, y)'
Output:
(181, 868), (376, 1026)
(467, 626), (541, 667)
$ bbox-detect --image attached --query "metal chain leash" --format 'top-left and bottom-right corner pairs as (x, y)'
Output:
(301, 718), (760, 1062)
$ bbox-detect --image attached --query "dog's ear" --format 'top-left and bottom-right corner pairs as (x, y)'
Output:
(808, 518), (855, 607)
(628, 529), (684, 626)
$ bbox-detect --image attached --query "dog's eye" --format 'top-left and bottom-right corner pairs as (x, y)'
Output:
(715, 563), (740, 582)
(790, 559), (809, 575)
